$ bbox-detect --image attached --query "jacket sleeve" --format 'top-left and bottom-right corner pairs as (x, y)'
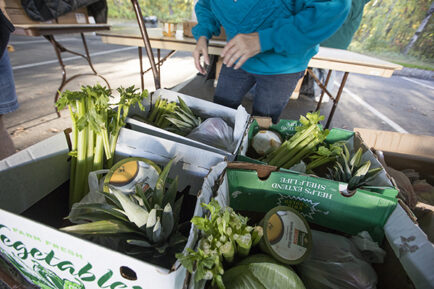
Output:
(191, 0), (221, 40)
(258, 0), (351, 54)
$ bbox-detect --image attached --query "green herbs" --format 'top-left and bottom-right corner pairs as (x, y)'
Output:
(56, 84), (147, 207)
(176, 200), (263, 289)
(265, 111), (329, 169)
(306, 142), (345, 173)
(326, 144), (383, 191)
(61, 158), (186, 257)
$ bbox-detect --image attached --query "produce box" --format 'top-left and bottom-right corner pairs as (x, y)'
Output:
(354, 128), (434, 183)
(224, 161), (397, 242)
(126, 89), (250, 159)
(355, 128), (434, 289)
(115, 127), (227, 193)
(236, 117), (397, 206)
(237, 117), (302, 160)
(190, 161), (433, 289)
(0, 129), (225, 288)
(182, 20), (226, 41)
(0, 0), (89, 24)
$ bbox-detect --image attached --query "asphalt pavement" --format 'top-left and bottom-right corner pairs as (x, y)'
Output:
(4, 33), (434, 152)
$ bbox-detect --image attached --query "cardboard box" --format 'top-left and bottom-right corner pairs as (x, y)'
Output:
(354, 128), (434, 183)
(56, 7), (89, 24)
(0, 0), (88, 25)
(0, 128), (227, 288)
(0, 0), (22, 9)
(183, 20), (226, 41)
(115, 127), (227, 193)
(191, 161), (433, 289)
(1, 7), (41, 24)
(126, 89), (250, 159)
(237, 117), (396, 192)
(354, 128), (434, 289)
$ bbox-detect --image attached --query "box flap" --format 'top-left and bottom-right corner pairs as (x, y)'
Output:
(354, 128), (434, 160)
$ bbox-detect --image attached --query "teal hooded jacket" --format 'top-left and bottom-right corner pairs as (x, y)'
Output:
(192, 0), (351, 75)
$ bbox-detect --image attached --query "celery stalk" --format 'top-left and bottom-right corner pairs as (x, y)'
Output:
(71, 100), (88, 206)
(282, 138), (322, 169)
(220, 241), (235, 263)
(268, 124), (317, 165)
(271, 134), (316, 167)
(234, 233), (252, 257)
(93, 134), (104, 171)
(147, 97), (161, 123)
(68, 104), (78, 195)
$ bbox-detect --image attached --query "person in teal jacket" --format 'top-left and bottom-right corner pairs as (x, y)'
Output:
(304, 0), (371, 103)
(192, 0), (351, 123)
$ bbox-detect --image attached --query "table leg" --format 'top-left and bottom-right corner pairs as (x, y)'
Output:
(307, 69), (350, 129)
(44, 34), (110, 117)
(157, 49), (161, 84)
(137, 48), (176, 93)
(138, 47), (144, 91)
(130, 0), (160, 90)
(325, 72), (349, 129)
(315, 70), (332, 111)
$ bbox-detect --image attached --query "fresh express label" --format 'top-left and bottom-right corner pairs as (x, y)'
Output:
(226, 169), (398, 241)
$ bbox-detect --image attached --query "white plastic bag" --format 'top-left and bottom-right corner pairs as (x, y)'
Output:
(187, 117), (236, 151)
(296, 230), (378, 289)
(351, 231), (386, 263)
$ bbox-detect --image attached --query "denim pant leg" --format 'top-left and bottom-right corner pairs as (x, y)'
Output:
(253, 71), (304, 123)
(0, 51), (18, 115)
(214, 65), (255, 109)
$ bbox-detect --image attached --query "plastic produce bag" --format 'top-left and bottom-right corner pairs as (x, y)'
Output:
(187, 117), (236, 151)
(296, 230), (378, 289)
(351, 231), (386, 263)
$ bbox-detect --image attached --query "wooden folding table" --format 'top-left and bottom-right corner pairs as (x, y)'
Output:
(98, 26), (402, 128)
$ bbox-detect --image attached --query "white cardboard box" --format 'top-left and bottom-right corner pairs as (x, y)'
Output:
(0, 129), (226, 288)
(192, 161), (434, 289)
(126, 89), (250, 159)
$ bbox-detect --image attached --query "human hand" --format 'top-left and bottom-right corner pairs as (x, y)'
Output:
(193, 36), (210, 75)
(221, 32), (260, 70)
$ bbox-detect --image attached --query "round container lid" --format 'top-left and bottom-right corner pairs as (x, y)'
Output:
(103, 157), (161, 194)
(260, 206), (312, 265)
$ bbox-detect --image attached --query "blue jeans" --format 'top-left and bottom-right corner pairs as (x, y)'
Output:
(0, 51), (18, 115)
(214, 65), (304, 123)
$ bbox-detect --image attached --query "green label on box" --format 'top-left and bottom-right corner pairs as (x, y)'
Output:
(227, 169), (397, 242)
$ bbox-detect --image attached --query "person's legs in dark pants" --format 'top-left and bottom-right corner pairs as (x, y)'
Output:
(253, 71), (305, 123)
(214, 64), (256, 109)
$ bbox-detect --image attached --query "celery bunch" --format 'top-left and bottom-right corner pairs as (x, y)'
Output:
(176, 200), (263, 289)
(56, 84), (147, 207)
(265, 111), (329, 169)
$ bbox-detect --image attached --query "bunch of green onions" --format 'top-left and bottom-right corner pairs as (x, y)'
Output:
(56, 84), (147, 207)
(176, 199), (263, 289)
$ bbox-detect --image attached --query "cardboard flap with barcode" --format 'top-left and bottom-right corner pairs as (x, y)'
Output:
(126, 88), (250, 159)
